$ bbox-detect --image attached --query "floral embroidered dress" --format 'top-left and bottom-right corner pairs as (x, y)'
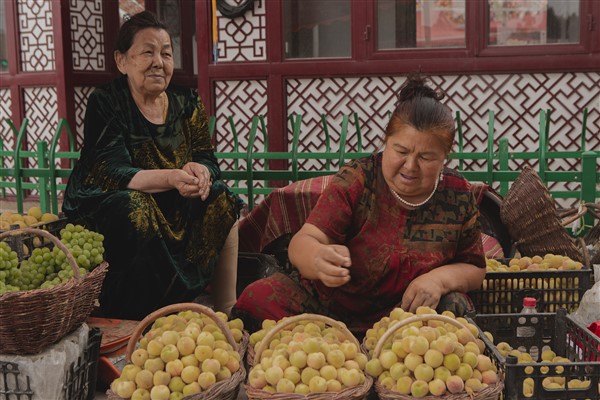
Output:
(233, 153), (484, 334)
(63, 76), (242, 320)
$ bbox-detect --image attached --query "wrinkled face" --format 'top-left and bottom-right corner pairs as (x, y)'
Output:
(115, 28), (174, 98)
(382, 124), (447, 202)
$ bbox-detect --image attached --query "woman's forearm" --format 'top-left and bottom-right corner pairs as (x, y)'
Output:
(426, 263), (486, 294)
(127, 169), (177, 193)
(288, 232), (322, 279)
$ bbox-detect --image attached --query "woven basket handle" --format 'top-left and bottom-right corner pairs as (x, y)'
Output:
(0, 227), (80, 279)
(559, 205), (588, 227)
(125, 302), (236, 363)
(372, 314), (477, 358)
(253, 313), (360, 365)
(584, 203), (600, 219)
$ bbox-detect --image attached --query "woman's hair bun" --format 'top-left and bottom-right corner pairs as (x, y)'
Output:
(397, 73), (444, 103)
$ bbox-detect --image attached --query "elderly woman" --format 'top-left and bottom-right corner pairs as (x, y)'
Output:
(232, 75), (486, 334)
(63, 11), (242, 320)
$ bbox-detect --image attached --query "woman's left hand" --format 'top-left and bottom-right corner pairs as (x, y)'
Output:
(400, 273), (444, 313)
(183, 162), (212, 200)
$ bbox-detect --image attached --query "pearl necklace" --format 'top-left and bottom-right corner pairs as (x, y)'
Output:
(389, 177), (439, 208)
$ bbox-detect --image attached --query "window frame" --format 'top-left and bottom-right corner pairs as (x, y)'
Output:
(478, 0), (593, 57)
(360, 0), (598, 67)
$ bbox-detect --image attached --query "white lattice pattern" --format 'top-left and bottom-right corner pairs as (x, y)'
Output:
(0, 89), (12, 129)
(70, 0), (105, 71)
(215, 79), (268, 205)
(217, 0), (266, 62)
(215, 79), (268, 153)
(286, 73), (600, 207)
(23, 87), (58, 146)
(0, 89), (15, 178)
(18, 0), (55, 72)
(287, 76), (403, 170)
(74, 86), (95, 148)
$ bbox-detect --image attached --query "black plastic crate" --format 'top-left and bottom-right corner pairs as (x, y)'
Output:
(0, 327), (102, 400)
(470, 309), (600, 399)
(0, 216), (69, 260)
(469, 268), (594, 314)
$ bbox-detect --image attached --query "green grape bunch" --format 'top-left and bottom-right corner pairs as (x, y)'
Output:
(0, 223), (105, 294)
(57, 223), (105, 271)
(0, 242), (20, 293)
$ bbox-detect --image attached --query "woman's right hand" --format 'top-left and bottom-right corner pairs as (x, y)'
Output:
(167, 169), (201, 198)
(312, 244), (352, 287)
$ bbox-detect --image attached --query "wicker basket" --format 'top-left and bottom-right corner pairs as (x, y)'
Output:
(106, 302), (247, 400)
(371, 314), (503, 400)
(245, 313), (373, 400)
(500, 166), (583, 262)
(0, 227), (108, 355)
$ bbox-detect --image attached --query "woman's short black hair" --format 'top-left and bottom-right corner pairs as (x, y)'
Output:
(115, 10), (170, 53)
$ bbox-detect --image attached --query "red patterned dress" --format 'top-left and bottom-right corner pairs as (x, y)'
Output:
(233, 153), (485, 334)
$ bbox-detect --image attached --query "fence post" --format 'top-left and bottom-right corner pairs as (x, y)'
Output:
(538, 109), (550, 181)
(581, 151), (598, 230)
(498, 138), (510, 197)
(246, 116), (260, 210)
(339, 115), (349, 167)
(455, 111), (464, 171)
(49, 118), (76, 214)
(580, 108), (588, 152)
(6, 119), (29, 214)
(290, 114), (301, 183)
(320, 114), (332, 171)
(486, 110), (495, 186)
(353, 112), (363, 152)
(36, 141), (50, 213)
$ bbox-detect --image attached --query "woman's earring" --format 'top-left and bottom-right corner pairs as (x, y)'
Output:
(439, 173), (443, 181)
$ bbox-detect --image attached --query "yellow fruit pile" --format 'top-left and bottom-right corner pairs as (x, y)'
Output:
(0, 207), (59, 230)
(494, 342), (593, 396)
(482, 254), (584, 313)
(247, 317), (368, 395)
(111, 310), (244, 400)
(363, 306), (498, 397)
(485, 254), (583, 272)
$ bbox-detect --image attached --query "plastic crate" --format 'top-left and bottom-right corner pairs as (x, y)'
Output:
(0, 215), (68, 260)
(0, 327), (102, 400)
(469, 268), (594, 314)
(470, 309), (600, 399)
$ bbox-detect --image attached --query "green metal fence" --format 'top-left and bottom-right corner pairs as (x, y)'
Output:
(1, 110), (598, 228)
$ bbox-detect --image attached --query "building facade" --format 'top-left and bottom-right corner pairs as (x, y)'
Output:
(1, 0), (598, 203)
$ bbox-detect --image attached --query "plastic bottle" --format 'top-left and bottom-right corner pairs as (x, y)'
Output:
(516, 297), (539, 361)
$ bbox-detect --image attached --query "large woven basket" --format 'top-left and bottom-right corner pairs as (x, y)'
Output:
(500, 166), (583, 262)
(245, 313), (373, 400)
(372, 314), (503, 400)
(0, 227), (108, 355)
(106, 302), (247, 400)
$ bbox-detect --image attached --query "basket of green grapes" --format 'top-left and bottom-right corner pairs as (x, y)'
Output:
(0, 224), (108, 354)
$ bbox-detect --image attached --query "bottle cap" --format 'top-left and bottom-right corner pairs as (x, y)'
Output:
(523, 297), (536, 307)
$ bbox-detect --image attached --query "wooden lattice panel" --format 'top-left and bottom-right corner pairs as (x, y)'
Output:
(287, 76), (402, 171)
(70, 0), (105, 71)
(214, 79), (268, 154)
(215, 79), (268, 205)
(0, 89), (15, 178)
(217, 0), (266, 62)
(74, 86), (95, 149)
(0, 89), (12, 134)
(18, 0), (55, 72)
(23, 87), (58, 148)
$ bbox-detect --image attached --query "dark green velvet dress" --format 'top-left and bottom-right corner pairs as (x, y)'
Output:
(63, 76), (242, 320)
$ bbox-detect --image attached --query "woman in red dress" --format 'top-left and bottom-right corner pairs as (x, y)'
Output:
(232, 75), (486, 335)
